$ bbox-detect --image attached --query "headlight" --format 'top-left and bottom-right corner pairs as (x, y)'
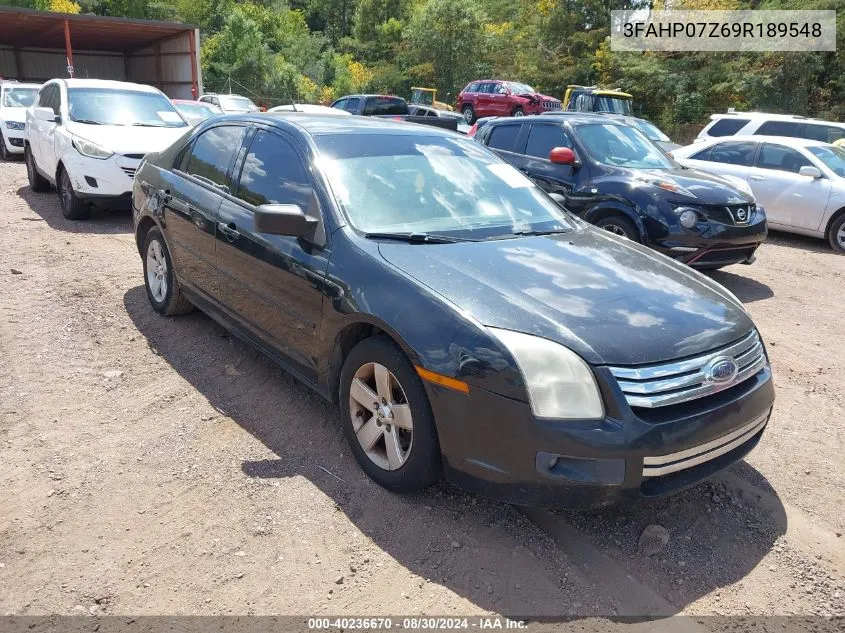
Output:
(5, 121), (25, 131)
(72, 136), (113, 160)
(675, 207), (699, 229)
(489, 328), (604, 420)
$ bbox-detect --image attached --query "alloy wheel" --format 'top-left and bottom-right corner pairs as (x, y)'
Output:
(513, 109), (524, 117)
(60, 171), (74, 212)
(602, 223), (629, 237)
(462, 107), (473, 124)
(837, 224), (845, 250)
(348, 362), (413, 471)
(146, 238), (169, 304)
(26, 150), (35, 181)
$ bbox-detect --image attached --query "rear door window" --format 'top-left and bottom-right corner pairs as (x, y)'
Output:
(706, 118), (750, 137)
(756, 144), (813, 174)
(708, 141), (758, 166)
(183, 125), (247, 188)
(487, 124), (521, 152)
(525, 124), (572, 159)
(235, 129), (311, 208)
(755, 120), (803, 138)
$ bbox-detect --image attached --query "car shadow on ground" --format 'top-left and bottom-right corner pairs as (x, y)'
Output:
(705, 269), (774, 303)
(765, 229), (834, 255)
(15, 185), (132, 235)
(123, 285), (787, 618)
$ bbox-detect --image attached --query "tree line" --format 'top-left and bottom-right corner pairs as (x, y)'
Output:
(2, 0), (843, 139)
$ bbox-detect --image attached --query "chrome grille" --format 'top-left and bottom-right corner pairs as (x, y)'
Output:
(542, 100), (561, 110)
(608, 330), (767, 409)
(121, 167), (137, 179)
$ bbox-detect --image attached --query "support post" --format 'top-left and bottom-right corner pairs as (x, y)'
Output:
(13, 47), (23, 80)
(63, 19), (74, 78)
(154, 42), (162, 92)
(188, 31), (198, 100)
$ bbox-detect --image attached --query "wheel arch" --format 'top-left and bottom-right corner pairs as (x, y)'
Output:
(583, 203), (646, 240)
(824, 205), (845, 239)
(135, 216), (160, 255)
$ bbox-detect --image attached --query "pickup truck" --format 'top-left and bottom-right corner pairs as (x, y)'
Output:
(329, 94), (459, 132)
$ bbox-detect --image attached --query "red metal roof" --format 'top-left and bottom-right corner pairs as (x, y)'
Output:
(0, 6), (197, 52)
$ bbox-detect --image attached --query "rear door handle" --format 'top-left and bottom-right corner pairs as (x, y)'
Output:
(218, 222), (240, 241)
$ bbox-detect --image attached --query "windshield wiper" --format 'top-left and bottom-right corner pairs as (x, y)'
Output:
(131, 122), (173, 127)
(508, 227), (572, 237)
(363, 232), (471, 244)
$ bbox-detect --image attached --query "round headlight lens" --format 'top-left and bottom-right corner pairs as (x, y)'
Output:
(678, 208), (698, 229)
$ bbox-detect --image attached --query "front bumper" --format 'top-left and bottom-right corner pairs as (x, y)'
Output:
(2, 127), (25, 153)
(428, 362), (774, 508)
(649, 211), (768, 268)
(61, 151), (140, 199)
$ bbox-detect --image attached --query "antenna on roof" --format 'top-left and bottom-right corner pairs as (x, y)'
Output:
(282, 78), (298, 112)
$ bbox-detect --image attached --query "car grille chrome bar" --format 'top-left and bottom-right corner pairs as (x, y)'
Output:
(608, 330), (767, 408)
(642, 412), (769, 477)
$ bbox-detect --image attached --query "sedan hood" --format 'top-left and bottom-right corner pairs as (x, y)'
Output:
(1, 107), (27, 124)
(66, 122), (189, 155)
(379, 228), (753, 366)
(631, 167), (755, 205)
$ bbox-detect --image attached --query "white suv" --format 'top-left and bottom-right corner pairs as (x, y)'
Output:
(0, 82), (41, 160)
(695, 111), (845, 145)
(25, 79), (190, 220)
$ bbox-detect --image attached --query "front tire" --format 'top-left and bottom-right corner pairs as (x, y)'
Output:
(58, 167), (90, 220)
(339, 336), (442, 492)
(595, 215), (639, 241)
(827, 215), (845, 254)
(461, 104), (476, 125)
(511, 107), (525, 117)
(25, 146), (50, 192)
(142, 227), (193, 316)
(0, 134), (11, 161)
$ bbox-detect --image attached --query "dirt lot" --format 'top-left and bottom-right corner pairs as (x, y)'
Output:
(0, 158), (843, 621)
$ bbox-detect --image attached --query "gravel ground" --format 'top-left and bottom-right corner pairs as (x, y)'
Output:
(0, 158), (843, 621)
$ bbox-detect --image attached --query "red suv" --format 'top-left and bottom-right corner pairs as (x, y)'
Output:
(457, 80), (561, 124)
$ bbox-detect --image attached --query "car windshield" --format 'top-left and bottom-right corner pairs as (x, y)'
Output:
(220, 95), (257, 110)
(633, 118), (670, 142)
(594, 96), (633, 115)
(807, 145), (845, 177)
(314, 133), (574, 238)
(577, 123), (675, 169)
(506, 82), (534, 95)
(3, 87), (38, 108)
(175, 102), (220, 124)
(68, 88), (187, 127)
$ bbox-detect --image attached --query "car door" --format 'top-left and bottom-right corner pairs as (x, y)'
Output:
(516, 123), (580, 204)
(475, 83), (494, 117)
(30, 84), (56, 169)
(215, 126), (330, 381)
(163, 124), (249, 301)
(748, 142), (832, 231)
(40, 83), (64, 179)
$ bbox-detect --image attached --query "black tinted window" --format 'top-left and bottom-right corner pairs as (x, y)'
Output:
(803, 124), (845, 143)
(363, 97), (407, 115)
(37, 85), (54, 108)
(690, 146), (713, 161)
(709, 141), (757, 166)
(236, 130), (311, 208)
(478, 83), (494, 94)
(707, 118), (750, 137)
(525, 124), (571, 159)
(344, 98), (360, 113)
(185, 125), (246, 187)
(757, 144), (812, 173)
(48, 86), (62, 114)
(755, 121), (802, 137)
(487, 125), (521, 152)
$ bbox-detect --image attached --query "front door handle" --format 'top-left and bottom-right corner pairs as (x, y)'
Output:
(218, 222), (241, 241)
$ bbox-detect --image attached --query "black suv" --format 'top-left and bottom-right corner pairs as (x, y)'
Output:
(475, 113), (768, 269)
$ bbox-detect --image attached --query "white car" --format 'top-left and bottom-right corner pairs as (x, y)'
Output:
(673, 135), (845, 252)
(25, 79), (190, 220)
(695, 111), (845, 145)
(0, 82), (40, 160)
(198, 93), (260, 113)
(267, 103), (351, 115)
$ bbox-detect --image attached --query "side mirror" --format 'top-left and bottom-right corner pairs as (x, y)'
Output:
(549, 146), (577, 166)
(254, 203), (317, 237)
(548, 192), (566, 207)
(799, 166), (822, 179)
(35, 107), (59, 123)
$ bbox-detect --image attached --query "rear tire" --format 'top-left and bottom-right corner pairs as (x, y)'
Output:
(339, 336), (442, 493)
(827, 214), (845, 254)
(461, 104), (476, 125)
(595, 215), (639, 241)
(142, 227), (194, 316)
(25, 146), (50, 192)
(0, 134), (11, 161)
(58, 167), (90, 220)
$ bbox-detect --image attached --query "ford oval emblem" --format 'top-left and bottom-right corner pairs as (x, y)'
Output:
(704, 356), (739, 384)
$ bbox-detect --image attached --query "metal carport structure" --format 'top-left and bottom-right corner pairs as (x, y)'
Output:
(0, 6), (202, 99)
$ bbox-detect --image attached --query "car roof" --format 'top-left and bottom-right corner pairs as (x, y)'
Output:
(492, 112), (620, 126)
(172, 99), (207, 104)
(702, 134), (830, 148)
(58, 78), (161, 92)
(709, 111), (845, 126)
(231, 113), (460, 137)
(1, 82), (41, 90)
